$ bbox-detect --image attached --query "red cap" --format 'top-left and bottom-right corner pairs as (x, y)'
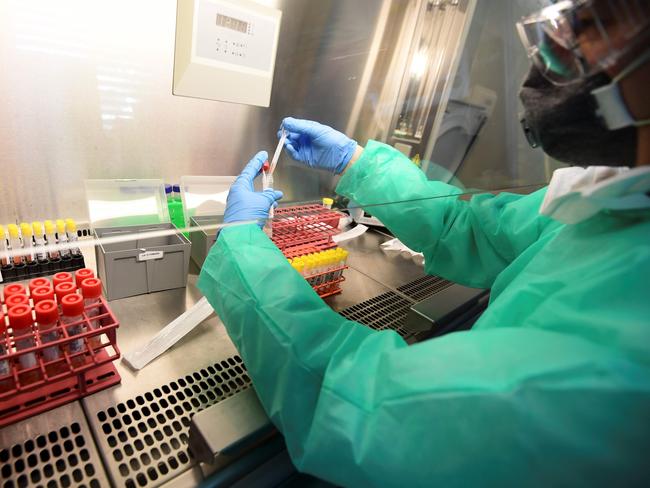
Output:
(32, 286), (55, 304)
(55, 282), (77, 302)
(35, 300), (59, 325)
(81, 278), (102, 299)
(52, 272), (74, 288)
(6, 294), (30, 309)
(29, 278), (52, 293)
(0, 309), (5, 334)
(3, 283), (27, 300)
(74, 268), (95, 286)
(262, 160), (270, 172)
(8, 305), (33, 331)
(61, 294), (84, 316)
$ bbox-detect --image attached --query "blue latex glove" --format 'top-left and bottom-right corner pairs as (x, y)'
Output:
(223, 151), (283, 227)
(280, 117), (357, 174)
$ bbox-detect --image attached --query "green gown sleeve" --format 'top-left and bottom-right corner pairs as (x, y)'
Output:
(198, 225), (649, 487)
(336, 140), (558, 288)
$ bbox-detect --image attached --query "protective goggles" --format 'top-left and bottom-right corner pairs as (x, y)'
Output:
(517, 0), (650, 85)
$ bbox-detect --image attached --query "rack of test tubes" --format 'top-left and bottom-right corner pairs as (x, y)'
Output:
(270, 203), (349, 297)
(0, 219), (86, 284)
(271, 204), (343, 257)
(0, 269), (121, 427)
(288, 247), (349, 298)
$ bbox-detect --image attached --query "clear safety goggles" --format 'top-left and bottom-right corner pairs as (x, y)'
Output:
(517, 0), (650, 85)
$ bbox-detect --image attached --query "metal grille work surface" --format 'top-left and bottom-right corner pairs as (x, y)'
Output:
(339, 291), (414, 338)
(1, 421), (106, 488)
(90, 355), (251, 487)
(397, 275), (452, 302)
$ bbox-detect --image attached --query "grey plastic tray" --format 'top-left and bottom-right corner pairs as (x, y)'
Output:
(188, 215), (222, 268)
(95, 223), (191, 301)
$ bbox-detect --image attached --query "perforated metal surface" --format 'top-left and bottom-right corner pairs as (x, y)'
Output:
(339, 291), (413, 338)
(397, 275), (452, 302)
(0, 403), (110, 488)
(90, 355), (251, 487)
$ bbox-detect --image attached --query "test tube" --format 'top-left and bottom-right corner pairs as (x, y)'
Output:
(20, 222), (35, 264)
(44, 220), (60, 260)
(5, 294), (30, 310)
(61, 294), (85, 365)
(65, 219), (82, 256)
(56, 220), (71, 258)
(53, 272), (74, 289)
(3, 283), (27, 302)
(0, 225), (9, 267)
(81, 278), (103, 348)
(74, 268), (94, 287)
(32, 221), (48, 262)
(35, 299), (61, 365)
(8, 304), (41, 384)
(29, 277), (52, 295)
(0, 309), (13, 393)
(7, 224), (24, 266)
(55, 282), (77, 311)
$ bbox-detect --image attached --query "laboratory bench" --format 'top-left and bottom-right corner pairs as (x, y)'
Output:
(1, 228), (447, 488)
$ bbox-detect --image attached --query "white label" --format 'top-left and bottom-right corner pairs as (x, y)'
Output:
(137, 250), (164, 262)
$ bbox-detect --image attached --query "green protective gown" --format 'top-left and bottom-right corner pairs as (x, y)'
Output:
(198, 141), (650, 487)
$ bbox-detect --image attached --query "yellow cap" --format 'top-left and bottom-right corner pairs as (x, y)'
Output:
(0, 225), (5, 238)
(20, 222), (33, 237)
(32, 221), (43, 236)
(65, 218), (77, 232)
(7, 223), (20, 238)
(44, 220), (56, 234)
(56, 219), (66, 233)
(322, 197), (334, 207)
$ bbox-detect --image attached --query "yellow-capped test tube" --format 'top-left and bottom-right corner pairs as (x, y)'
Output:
(7, 224), (23, 266)
(0, 225), (8, 267)
(65, 219), (81, 256)
(20, 222), (35, 263)
(32, 221), (48, 261)
(56, 219), (70, 258)
(44, 220), (59, 260)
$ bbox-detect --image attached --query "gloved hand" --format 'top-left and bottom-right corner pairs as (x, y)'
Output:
(280, 117), (357, 174)
(223, 151), (283, 227)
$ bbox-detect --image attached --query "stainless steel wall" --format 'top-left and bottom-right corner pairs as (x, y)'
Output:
(0, 0), (555, 225)
(0, 0), (395, 223)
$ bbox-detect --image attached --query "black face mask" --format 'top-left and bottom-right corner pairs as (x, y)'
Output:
(519, 66), (637, 167)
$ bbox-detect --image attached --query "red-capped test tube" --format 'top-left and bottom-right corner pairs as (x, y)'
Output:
(75, 268), (94, 287)
(3, 283), (27, 301)
(0, 309), (12, 392)
(35, 300), (60, 363)
(29, 278), (51, 295)
(5, 294), (30, 310)
(8, 304), (40, 383)
(52, 272), (73, 289)
(55, 282), (77, 310)
(32, 286), (55, 306)
(81, 278), (102, 348)
(61, 294), (85, 361)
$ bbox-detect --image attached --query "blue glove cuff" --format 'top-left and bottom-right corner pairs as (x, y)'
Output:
(334, 140), (358, 175)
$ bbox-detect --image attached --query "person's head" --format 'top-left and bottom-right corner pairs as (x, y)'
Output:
(517, 0), (650, 166)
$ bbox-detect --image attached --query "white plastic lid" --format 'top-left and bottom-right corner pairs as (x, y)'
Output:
(180, 176), (236, 228)
(85, 179), (170, 228)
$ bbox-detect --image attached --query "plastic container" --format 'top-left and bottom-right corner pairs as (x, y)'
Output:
(61, 294), (85, 365)
(53, 272), (74, 288)
(8, 305), (41, 384)
(85, 179), (191, 300)
(35, 300), (61, 368)
(29, 277), (52, 294)
(74, 268), (95, 286)
(81, 278), (103, 348)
